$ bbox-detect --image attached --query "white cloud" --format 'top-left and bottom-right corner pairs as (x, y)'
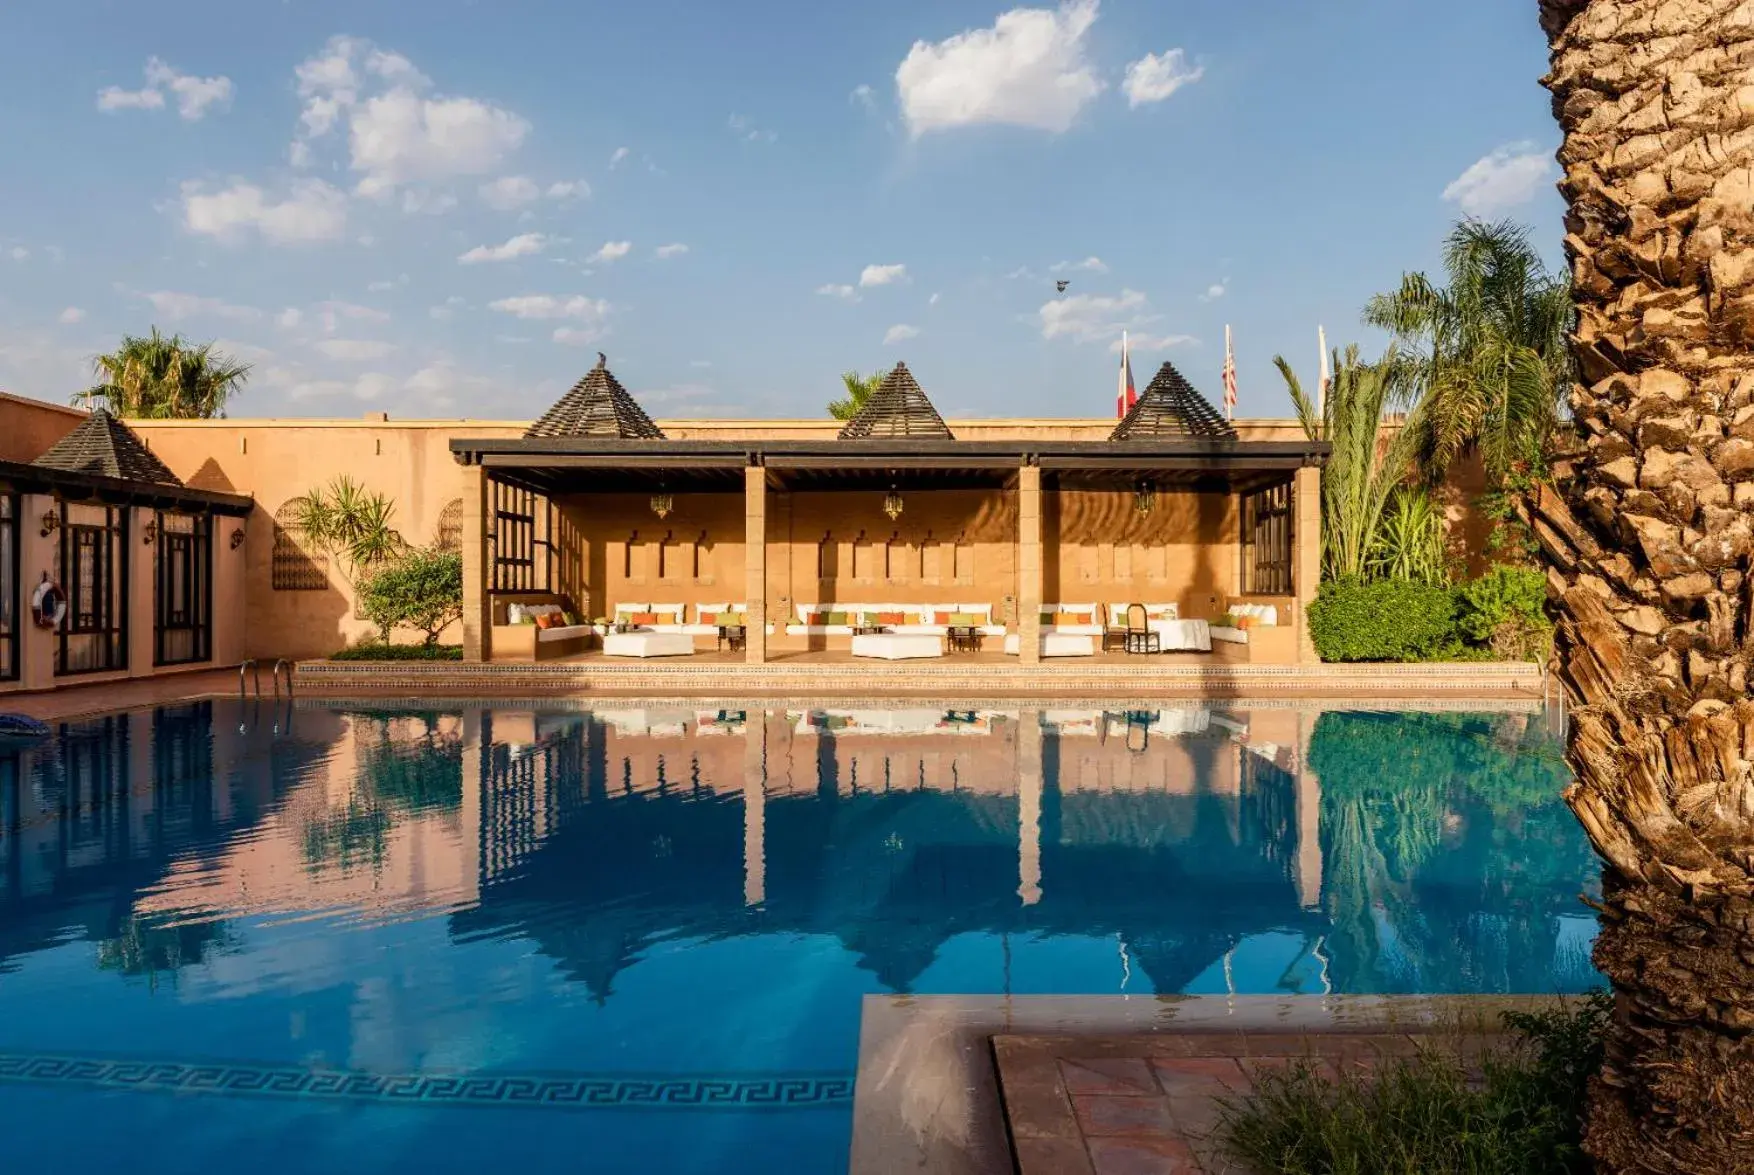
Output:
(8, 247), (28, 261)
(816, 283), (858, 300)
(429, 296), (465, 321)
(860, 263), (908, 287)
(489, 294), (612, 323)
(97, 57), (233, 120)
(896, 0), (1103, 136)
(292, 36), (529, 199)
(1109, 331), (1195, 353)
(690, 359), (713, 368)
(552, 326), (605, 346)
(1442, 142), (1555, 217)
(58, 307), (86, 324)
(458, 232), (550, 264)
(316, 338), (398, 361)
(480, 175), (541, 210)
(590, 240), (632, 264)
(654, 243), (689, 259)
(883, 323), (920, 345)
(609, 146), (630, 168)
(313, 300), (391, 332)
(1051, 256), (1107, 273)
(851, 84), (876, 110)
(366, 274), (408, 292)
(1038, 287), (1161, 344)
(546, 179), (589, 200)
(140, 289), (261, 322)
(276, 308), (303, 329)
(728, 113), (778, 142)
(180, 179), (348, 245)
(929, 292), (941, 305)
(1122, 49), (1203, 107)
(1201, 282), (1226, 301)
(399, 189), (457, 215)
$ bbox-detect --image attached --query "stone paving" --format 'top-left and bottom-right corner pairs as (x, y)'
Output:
(996, 1031), (1478, 1175)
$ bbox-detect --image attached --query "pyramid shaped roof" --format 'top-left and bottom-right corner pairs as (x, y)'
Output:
(1110, 361), (1237, 441)
(837, 362), (954, 440)
(31, 408), (184, 486)
(526, 354), (666, 440)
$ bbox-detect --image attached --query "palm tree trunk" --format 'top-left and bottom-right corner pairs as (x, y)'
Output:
(1541, 2), (1754, 1170)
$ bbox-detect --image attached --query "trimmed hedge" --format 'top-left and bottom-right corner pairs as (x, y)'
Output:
(329, 643), (464, 662)
(1308, 567), (1553, 663)
(1308, 577), (1459, 662)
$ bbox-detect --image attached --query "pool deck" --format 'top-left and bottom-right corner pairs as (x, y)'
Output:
(847, 995), (1558, 1175)
(291, 656), (1546, 701)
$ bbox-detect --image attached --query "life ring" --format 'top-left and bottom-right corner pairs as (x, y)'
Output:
(31, 578), (66, 629)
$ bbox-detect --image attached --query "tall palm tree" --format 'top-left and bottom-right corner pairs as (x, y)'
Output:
(1365, 219), (1574, 484)
(828, 369), (885, 421)
(1540, 3), (1754, 1171)
(77, 327), (250, 418)
(1277, 345), (1430, 580)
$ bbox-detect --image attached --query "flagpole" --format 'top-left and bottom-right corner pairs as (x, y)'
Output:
(1225, 324), (1234, 422)
(1317, 324), (1329, 420)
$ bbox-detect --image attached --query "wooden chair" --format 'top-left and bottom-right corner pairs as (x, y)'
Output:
(1123, 603), (1160, 654)
(1101, 608), (1129, 652)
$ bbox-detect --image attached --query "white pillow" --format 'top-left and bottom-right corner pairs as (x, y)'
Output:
(507, 603), (525, 624)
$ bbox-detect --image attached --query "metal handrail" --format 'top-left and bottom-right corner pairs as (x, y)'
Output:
(271, 659), (293, 699)
(238, 659), (262, 698)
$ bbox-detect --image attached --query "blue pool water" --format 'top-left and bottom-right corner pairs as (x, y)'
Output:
(0, 701), (1599, 1173)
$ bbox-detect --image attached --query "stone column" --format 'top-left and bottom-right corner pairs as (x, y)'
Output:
(1294, 710), (1323, 909)
(1017, 464), (1043, 666)
(128, 506), (156, 676)
(1292, 465), (1321, 664)
(745, 465), (768, 664)
(743, 716), (766, 907)
(461, 465), (491, 662)
(1017, 709), (1043, 906)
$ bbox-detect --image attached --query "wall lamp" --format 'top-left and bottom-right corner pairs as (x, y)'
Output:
(143, 520), (158, 545)
(230, 527), (247, 550)
(39, 510), (60, 538)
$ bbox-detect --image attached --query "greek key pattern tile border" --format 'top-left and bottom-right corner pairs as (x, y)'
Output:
(0, 1051), (854, 1112)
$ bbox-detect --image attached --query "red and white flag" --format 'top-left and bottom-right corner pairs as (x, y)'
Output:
(1222, 325), (1238, 420)
(1117, 330), (1137, 418)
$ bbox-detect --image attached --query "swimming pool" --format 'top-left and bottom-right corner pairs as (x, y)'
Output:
(0, 700), (1599, 1173)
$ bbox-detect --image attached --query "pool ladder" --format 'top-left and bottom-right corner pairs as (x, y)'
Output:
(238, 659), (294, 700)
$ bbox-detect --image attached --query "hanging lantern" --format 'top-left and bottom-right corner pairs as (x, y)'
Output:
(650, 492), (674, 520)
(1133, 478), (1157, 516)
(882, 486), (904, 521)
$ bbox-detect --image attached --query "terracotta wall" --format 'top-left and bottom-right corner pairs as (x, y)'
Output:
(1045, 490), (1238, 618)
(128, 418), (523, 659)
(0, 392), (84, 463)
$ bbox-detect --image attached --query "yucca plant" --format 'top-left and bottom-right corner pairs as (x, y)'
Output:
(1277, 345), (1430, 582)
(1370, 489), (1449, 585)
(292, 476), (405, 614)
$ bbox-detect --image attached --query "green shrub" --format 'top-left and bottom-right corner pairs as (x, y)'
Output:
(1307, 577), (1458, 662)
(329, 643), (463, 662)
(359, 547), (463, 645)
(1454, 565), (1552, 662)
(1217, 993), (1608, 1175)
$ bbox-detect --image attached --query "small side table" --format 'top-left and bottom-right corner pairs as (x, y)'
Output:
(947, 625), (981, 653)
(853, 624), (887, 636)
(718, 624), (747, 652)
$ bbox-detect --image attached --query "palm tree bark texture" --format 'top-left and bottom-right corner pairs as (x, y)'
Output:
(1541, 1), (1754, 1170)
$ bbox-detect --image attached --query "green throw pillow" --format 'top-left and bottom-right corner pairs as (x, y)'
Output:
(949, 612), (981, 626)
(821, 611), (850, 626)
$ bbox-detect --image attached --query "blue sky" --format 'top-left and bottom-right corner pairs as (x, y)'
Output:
(0, 0), (1564, 421)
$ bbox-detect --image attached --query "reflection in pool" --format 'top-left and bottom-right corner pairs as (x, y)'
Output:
(0, 701), (1598, 1174)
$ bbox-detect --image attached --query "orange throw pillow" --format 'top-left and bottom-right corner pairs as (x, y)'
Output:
(630, 612), (659, 626)
(878, 611), (904, 625)
(534, 613), (558, 630)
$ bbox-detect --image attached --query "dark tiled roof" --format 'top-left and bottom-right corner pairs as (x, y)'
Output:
(526, 353), (666, 440)
(1110, 361), (1237, 441)
(30, 408), (184, 486)
(837, 362), (955, 440)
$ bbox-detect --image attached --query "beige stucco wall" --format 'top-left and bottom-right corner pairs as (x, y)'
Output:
(0, 392), (84, 464)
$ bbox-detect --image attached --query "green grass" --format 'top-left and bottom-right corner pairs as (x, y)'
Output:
(328, 643), (464, 662)
(1216, 994), (1608, 1175)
